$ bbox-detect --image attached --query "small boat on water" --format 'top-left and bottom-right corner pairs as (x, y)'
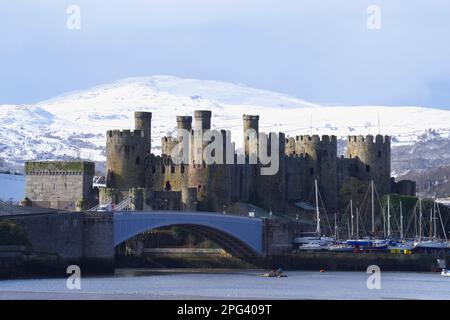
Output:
(258, 268), (288, 278)
(257, 273), (288, 278)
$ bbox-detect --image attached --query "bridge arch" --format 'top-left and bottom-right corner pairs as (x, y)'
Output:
(113, 211), (264, 257)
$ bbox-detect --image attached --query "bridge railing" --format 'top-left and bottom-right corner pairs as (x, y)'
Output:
(87, 197), (132, 213)
(115, 197), (132, 211)
(87, 204), (100, 212)
(0, 199), (27, 215)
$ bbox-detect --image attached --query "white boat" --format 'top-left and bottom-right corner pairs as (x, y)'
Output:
(297, 243), (325, 251)
(387, 241), (415, 251)
(293, 236), (320, 245)
(293, 180), (335, 251)
(327, 243), (354, 252)
(346, 239), (388, 250)
(413, 198), (449, 252)
(415, 240), (449, 250)
(293, 236), (334, 246)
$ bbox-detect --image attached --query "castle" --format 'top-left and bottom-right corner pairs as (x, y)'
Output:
(98, 110), (415, 214)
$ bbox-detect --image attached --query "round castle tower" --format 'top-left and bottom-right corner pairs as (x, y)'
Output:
(346, 135), (391, 194)
(243, 115), (259, 158)
(106, 129), (147, 189)
(193, 110), (212, 163)
(134, 112), (152, 153)
(293, 135), (338, 209)
(177, 116), (192, 161)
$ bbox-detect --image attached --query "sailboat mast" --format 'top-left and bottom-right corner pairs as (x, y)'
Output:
(429, 208), (433, 239)
(387, 195), (391, 238)
(371, 181), (375, 236)
(419, 199), (422, 241)
(433, 199), (437, 239)
(436, 201), (448, 241)
(356, 207), (359, 239)
(347, 218), (351, 239)
(315, 179), (321, 236)
(400, 201), (404, 240)
(334, 212), (338, 240)
(414, 202), (417, 239)
(350, 199), (354, 238)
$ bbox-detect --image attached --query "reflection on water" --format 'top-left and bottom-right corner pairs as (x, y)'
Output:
(0, 269), (449, 300)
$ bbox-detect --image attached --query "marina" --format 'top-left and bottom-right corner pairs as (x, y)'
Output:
(292, 180), (450, 262)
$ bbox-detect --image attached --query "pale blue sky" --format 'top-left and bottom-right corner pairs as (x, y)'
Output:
(1, 0), (450, 108)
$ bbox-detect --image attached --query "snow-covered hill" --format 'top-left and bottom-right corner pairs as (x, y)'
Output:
(1, 75), (450, 177)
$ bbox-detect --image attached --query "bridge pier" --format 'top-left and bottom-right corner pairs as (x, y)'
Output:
(0, 212), (115, 275)
(262, 218), (300, 256)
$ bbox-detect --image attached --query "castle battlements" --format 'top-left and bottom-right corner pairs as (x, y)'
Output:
(347, 134), (390, 145)
(102, 110), (394, 212)
(243, 114), (260, 121)
(295, 134), (337, 143)
(107, 129), (144, 139)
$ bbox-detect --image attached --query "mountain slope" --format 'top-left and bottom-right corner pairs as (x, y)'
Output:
(1, 75), (450, 182)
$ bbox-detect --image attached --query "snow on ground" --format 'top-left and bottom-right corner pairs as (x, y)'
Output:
(1, 75), (450, 170)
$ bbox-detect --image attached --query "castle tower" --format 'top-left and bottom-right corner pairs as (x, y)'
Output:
(193, 110), (212, 163)
(177, 116), (192, 139)
(243, 115), (259, 158)
(106, 129), (147, 189)
(346, 135), (391, 194)
(294, 135), (338, 210)
(134, 112), (152, 153)
(177, 116), (192, 161)
(194, 110), (211, 132)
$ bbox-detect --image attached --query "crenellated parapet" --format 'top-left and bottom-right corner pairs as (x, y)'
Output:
(284, 134), (338, 209)
(345, 134), (391, 194)
(347, 134), (390, 145)
(106, 128), (147, 189)
(285, 135), (337, 159)
(346, 134), (390, 161)
(107, 129), (144, 140)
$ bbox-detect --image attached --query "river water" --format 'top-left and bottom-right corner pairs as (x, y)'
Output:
(0, 269), (448, 300)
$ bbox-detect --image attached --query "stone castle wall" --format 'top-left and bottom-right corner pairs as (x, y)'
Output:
(106, 129), (147, 189)
(345, 135), (391, 194)
(98, 111), (399, 214)
(24, 161), (95, 210)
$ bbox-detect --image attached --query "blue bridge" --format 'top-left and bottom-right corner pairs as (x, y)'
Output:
(2, 210), (295, 273)
(114, 211), (264, 257)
